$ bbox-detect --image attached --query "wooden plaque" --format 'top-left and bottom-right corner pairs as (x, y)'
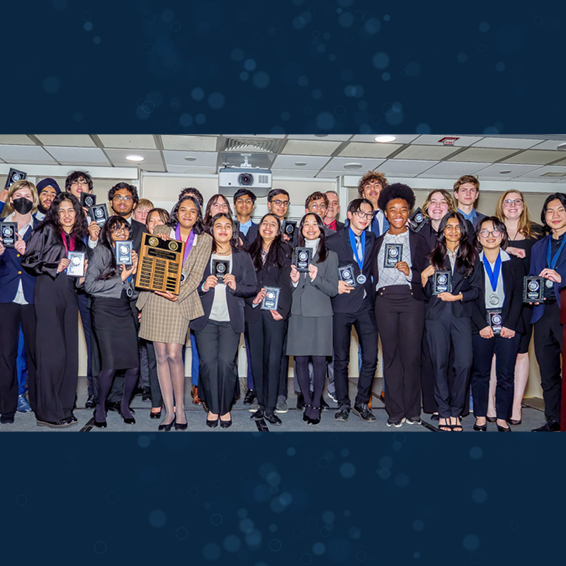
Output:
(135, 233), (185, 295)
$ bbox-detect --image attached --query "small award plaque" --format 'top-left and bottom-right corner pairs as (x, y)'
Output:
(384, 243), (403, 268)
(338, 264), (357, 287)
(81, 192), (96, 209)
(91, 203), (109, 226)
(3, 168), (27, 191)
(523, 275), (545, 303)
(487, 310), (503, 334)
(432, 270), (452, 295)
(282, 220), (296, 238)
(293, 247), (312, 272)
(0, 222), (18, 248)
(409, 207), (428, 233)
(261, 287), (281, 311)
(115, 240), (133, 265)
(66, 251), (86, 277)
(212, 258), (230, 283)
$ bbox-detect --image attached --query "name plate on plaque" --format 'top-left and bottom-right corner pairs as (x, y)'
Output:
(384, 243), (403, 268)
(487, 309), (502, 334)
(135, 233), (184, 295)
(81, 192), (96, 209)
(338, 264), (357, 287)
(212, 258), (230, 283)
(293, 247), (312, 272)
(91, 203), (109, 226)
(282, 220), (296, 238)
(409, 207), (428, 233)
(1, 222), (18, 248)
(115, 240), (133, 265)
(432, 270), (452, 295)
(523, 275), (545, 303)
(261, 287), (281, 311)
(66, 251), (86, 277)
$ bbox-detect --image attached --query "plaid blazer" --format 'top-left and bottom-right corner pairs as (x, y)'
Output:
(136, 227), (213, 323)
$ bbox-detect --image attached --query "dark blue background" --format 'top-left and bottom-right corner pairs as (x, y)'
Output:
(3, 1), (565, 563)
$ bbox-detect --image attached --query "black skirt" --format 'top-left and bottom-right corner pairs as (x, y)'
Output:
(91, 292), (139, 371)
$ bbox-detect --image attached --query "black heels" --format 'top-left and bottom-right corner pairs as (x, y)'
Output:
(158, 417), (176, 431)
(220, 419), (232, 429)
(175, 417), (188, 431)
(497, 422), (512, 432)
(303, 405), (321, 426)
(119, 409), (136, 425)
(150, 409), (162, 419)
(473, 421), (487, 432)
(206, 418), (219, 429)
(509, 418), (522, 426)
(93, 410), (107, 428)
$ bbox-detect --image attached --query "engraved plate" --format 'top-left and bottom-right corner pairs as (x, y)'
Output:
(115, 240), (133, 265)
(293, 247), (312, 272)
(338, 264), (357, 287)
(261, 286), (281, 311)
(523, 275), (544, 303)
(66, 251), (85, 277)
(0, 222), (18, 248)
(212, 258), (230, 283)
(80, 192), (96, 209)
(432, 270), (452, 295)
(384, 243), (403, 268)
(90, 203), (109, 226)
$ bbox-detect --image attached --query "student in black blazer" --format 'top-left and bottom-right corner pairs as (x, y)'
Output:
(421, 212), (482, 431)
(370, 184), (429, 427)
(470, 217), (524, 432)
(191, 213), (257, 428)
(326, 198), (378, 423)
(245, 214), (292, 425)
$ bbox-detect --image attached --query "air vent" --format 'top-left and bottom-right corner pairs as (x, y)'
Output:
(541, 172), (566, 178)
(258, 174), (269, 184)
(221, 136), (286, 154)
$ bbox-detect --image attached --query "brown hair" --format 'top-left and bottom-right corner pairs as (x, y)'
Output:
(453, 175), (480, 192)
(357, 170), (389, 197)
(422, 189), (457, 218)
(145, 207), (170, 230)
(495, 189), (537, 239)
(305, 191), (329, 209)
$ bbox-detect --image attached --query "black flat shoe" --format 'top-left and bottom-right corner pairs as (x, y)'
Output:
(206, 418), (219, 429)
(473, 421), (487, 432)
(150, 410), (162, 419)
(158, 418), (175, 431)
(0, 413), (15, 424)
(175, 421), (188, 431)
(509, 418), (522, 426)
(220, 419), (232, 429)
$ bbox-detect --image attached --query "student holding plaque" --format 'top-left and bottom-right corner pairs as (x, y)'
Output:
(22, 193), (88, 427)
(85, 216), (140, 428)
(421, 212), (481, 431)
(470, 217), (524, 432)
(528, 193), (566, 432)
(369, 184), (429, 427)
(137, 195), (212, 431)
(245, 214), (292, 425)
(326, 198), (378, 423)
(287, 213), (338, 425)
(0, 180), (40, 423)
(191, 213), (257, 428)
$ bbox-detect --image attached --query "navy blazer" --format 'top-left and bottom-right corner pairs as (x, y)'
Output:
(191, 248), (258, 334)
(471, 253), (525, 334)
(529, 234), (566, 324)
(326, 226), (377, 313)
(0, 217), (40, 304)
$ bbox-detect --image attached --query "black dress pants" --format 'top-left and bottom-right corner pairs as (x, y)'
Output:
(194, 320), (240, 415)
(426, 305), (473, 419)
(0, 302), (37, 415)
(333, 299), (377, 408)
(471, 332), (520, 420)
(375, 286), (424, 421)
(246, 311), (288, 415)
(533, 303), (563, 424)
(420, 327), (438, 414)
(77, 291), (94, 395)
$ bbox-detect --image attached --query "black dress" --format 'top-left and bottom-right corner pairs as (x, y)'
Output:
(22, 224), (87, 423)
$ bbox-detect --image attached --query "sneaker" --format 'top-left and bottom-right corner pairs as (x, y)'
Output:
(296, 393), (305, 410)
(250, 409), (264, 421)
(264, 413), (283, 426)
(328, 392), (338, 404)
(334, 407), (349, 421)
(405, 417), (422, 425)
(17, 394), (32, 413)
(386, 417), (406, 428)
(248, 398), (259, 412)
(243, 389), (256, 406)
(275, 396), (288, 414)
(352, 403), (377, 422)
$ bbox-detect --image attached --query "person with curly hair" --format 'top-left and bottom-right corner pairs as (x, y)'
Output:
(358, 170), (389, 237)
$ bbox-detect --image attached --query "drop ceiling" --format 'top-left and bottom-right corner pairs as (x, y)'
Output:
(1, 134), (566, 183)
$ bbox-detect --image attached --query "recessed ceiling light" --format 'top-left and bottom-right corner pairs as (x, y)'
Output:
(184, 157), (197, 161)
(374, 135), (397, 143)
(499, 169), (512, 174)
(126, 154), (144, 162)
(344, 163), (363, 170)
(295, 162), (307, 166)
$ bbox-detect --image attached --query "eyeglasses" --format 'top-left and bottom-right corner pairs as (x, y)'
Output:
(272, 200), (290, 207)
(71, 179), (89, 186)
(309, 203), (327, 211)
(479, 229), (501, 238)
(113, 195), (133, 202)
(111, 226), (130, 234)
(236, 198), (253, 205)
(503, 199), (523, 207)
(354, 210), (373, 220)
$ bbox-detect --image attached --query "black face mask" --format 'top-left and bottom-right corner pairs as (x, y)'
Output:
(12, 197), (34, 215)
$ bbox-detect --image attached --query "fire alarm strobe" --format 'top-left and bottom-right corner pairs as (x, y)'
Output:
(438, 137), (460, 146)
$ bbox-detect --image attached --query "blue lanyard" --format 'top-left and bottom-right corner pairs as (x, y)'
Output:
(483, 251), (501, 292)
(547, 235), (566, 270)
(349, 227), (365, 271)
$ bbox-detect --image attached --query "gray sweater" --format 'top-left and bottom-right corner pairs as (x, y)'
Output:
(85, 244), (137, 299)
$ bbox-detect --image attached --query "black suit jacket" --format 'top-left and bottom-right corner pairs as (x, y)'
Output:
(471, 254), (524, 334)
(129, 218), (145, 254)
(369, 230), (429, 301)
(190, 248), (258, 334)
(326, 226), (377, 313)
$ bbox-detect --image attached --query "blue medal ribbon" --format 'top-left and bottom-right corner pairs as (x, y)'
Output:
(547, 235), (566, 270)
(348, 227), (365, 271)
(483, 251), (501, 292)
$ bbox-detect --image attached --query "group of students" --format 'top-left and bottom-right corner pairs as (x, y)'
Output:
(0, 169), (564, 432)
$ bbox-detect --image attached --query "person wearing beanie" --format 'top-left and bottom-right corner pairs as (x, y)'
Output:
(35, 178), (61, 221)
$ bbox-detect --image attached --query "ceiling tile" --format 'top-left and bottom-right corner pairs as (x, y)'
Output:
(350, 134), (419, 144)
(549, 158), (566, 167)
(166, 165), (217, 174)
(503, 150), (565, 165)
(288, 134), (351, 141)
(97, 135), (157, 149)
(380, 159), (437, 177)
(319, 156), (386, 174)
(395, 145), (460, 160)
(413, 135), (483, 146)
(105, 149), (164, 169)
(272, 169), (321, 178)
(517, 165), (566, 180)
(163, 150), (217, 167)
(529, 140), (566, 151)
(45, 146), (110, 165)
(35, 135), (96, 147)
(472, 137), (544, 149)
(447, 147), (518, 162)
(0, 145), (57, 164)
(282, 139), (343, 156)
(272, 154), (331, 169)
(0, 135), (35, 145)
(338, 142), (399, 158)
(161, 135), (217, 151)
(417, 161), (491, 179)
(473, 163), (542, 179)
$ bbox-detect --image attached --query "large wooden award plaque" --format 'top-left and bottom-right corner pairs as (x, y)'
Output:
(135, 233), (185, 295)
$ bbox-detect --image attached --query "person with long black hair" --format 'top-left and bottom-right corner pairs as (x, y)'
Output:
(85, 216), (140, 428)
(471, 217), (524, 432)
(22, 192), (88, 427)
(246, 213), (292, 426)
(421, 212), (482, 431)
(191, 213), (257, 428)
(287, 213), (338, 425)
(137, 195), (212, 431)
